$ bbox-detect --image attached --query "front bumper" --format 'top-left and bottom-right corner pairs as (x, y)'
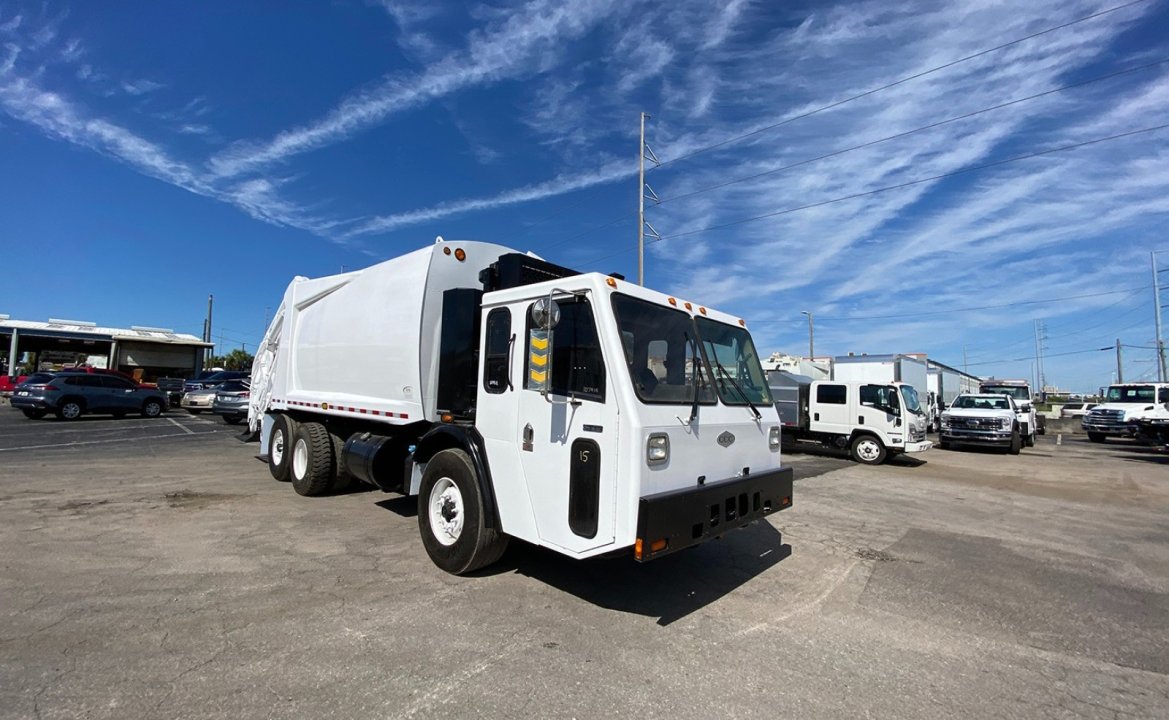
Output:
(904, 440), (933, 453)
(941, 428), (1013, 446)
(634, 467), (793, 562)
(1081, 420), (1136, 437)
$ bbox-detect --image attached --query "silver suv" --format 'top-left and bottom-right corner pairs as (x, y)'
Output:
(10, 372), (169, 420)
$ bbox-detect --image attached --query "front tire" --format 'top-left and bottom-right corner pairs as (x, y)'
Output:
(850, 434), (887, 465)
(1008, 428), (1022, 455)
(224, 415), (243, 425)
(268, 414), (297, 482)
(937, 438), (950, 450)
(1088, 432), (1106, 443)
(290, 422), (334, 496)
(141, 399), (163, 418)
(418, 449), (508, 575)
(57, 400), (83, 420)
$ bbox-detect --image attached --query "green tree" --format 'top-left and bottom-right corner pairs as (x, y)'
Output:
(206, 348), (253, 371)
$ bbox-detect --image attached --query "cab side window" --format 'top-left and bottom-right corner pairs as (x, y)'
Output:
(483, 308), (511, 394)
(526, 298), (605, 402)
(817, 384), (847, 404)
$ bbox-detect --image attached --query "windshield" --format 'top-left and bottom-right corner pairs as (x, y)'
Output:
(695, 317), (772, 406)
(899, 385), (923, 414)
(951, 395), (1010, 410)
(1105, 385), (1155, 402)
(611, 295), (715, 405)
(981, 384), (1030, 401)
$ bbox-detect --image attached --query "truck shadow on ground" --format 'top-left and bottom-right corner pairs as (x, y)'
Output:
(487, 523), (790, 626)
(376, 494), (791, 624)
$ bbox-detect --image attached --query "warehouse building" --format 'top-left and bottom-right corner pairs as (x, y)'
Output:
(1, 315), (211, 382)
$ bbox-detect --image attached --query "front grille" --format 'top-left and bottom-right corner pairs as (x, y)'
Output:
(950, 417), (1005, 430)
(1087, 409), (1124, 422)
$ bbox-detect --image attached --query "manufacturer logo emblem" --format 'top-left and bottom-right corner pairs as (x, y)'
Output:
(717, 431), (735, 447)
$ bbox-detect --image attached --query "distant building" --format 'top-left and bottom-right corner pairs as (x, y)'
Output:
(1, 316), (211, 381)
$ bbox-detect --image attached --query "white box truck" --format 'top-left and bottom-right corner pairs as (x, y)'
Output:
(770, 371), (931, 464)
(926, 365), (963, 432)
(248, 239), (792, 574)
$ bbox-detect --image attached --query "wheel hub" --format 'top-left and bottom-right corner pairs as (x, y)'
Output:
(429, 478), (464, 546)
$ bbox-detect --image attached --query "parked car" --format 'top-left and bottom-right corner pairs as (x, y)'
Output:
(10, 371), (169, 420)
(181, 387), (219, 414)
(211, 380), (250, 424)
(155, 377), (187, 405)
(938, 393), (1022, 454)
(183, 370), (248, 394)
(61, 366), (156, 388)
(0, 374), (28, 397)
(1060, 402), (1097, 419)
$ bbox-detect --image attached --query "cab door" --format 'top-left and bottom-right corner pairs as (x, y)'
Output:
(515, 294), (619, 554)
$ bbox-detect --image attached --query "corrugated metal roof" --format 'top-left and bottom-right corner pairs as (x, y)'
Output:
(0, 319), (212, 347)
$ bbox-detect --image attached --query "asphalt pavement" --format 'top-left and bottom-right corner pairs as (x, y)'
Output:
(1, 405), (1166, 719)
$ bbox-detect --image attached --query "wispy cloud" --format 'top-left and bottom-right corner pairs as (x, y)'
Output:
(209, 0), (618, 178)
(119, 78), (164, 96)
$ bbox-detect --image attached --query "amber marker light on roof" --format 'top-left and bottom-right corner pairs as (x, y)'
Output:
(668, 297), (677, 306)
(442, 246), (451, 255)
(684, 302), (692, 310)
(606, 277), (617, 288)
(699, 307), (707, 315)
(739, 319), (746, 327)
(454, 248), (466, 261)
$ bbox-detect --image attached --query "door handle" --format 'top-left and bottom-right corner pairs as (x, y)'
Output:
(522, 423), (533, 452)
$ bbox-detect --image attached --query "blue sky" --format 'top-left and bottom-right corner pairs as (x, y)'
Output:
(1, 0), (1168, 392)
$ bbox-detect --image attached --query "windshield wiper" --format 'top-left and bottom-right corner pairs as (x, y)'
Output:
(711, 357), (762, 421)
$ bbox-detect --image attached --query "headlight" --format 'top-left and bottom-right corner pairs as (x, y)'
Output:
(646, 433), (669, 466)
(1000, 417), (1013, 429)
(769, 426), (781, 450)
(940, 415), (950, 428)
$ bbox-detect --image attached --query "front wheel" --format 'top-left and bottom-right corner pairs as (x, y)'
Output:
(850, 435), (887, 465)
(224, 415), (243, 425)
(1008, 429), (1022, 455)
(1087, 432), (1106, 443)
(937, 438), (950, 450)
(418, 449), (508, 575)
(57, 400), (83, 420)
(141, 399), (163, 418)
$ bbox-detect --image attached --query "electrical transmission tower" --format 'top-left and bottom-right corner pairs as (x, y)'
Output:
(637, 111), (661, 286)
(1034, 319), (1048, 393)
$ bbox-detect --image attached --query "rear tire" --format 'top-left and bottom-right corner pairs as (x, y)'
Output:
(290, 422), (334, 496)
(418, 449), (508, 575)
(268, 414), (297, 482)
(850, 434), (887, 465)
(224, 415), (243, 425)
(21, 409), (45, 420)
(1088, 432), (1106, 443)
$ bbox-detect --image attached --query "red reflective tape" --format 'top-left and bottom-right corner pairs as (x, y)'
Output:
(372, 410), (381, 416)
(359, 408), (367, 414)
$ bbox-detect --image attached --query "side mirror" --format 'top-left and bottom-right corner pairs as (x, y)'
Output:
(531, 297), (561, 330)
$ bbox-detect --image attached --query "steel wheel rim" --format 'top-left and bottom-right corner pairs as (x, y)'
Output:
(428, 477), (464, 546)
(271, 430), (285, 466)
(292, 438), (308, 480)
(857, 439), (880, 461)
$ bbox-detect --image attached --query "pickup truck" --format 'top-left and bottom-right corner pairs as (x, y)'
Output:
(939, 393), (1023, 454)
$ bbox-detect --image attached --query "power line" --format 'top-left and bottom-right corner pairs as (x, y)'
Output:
(963, 346), (1112, 368)
(661, 123), (1169, 241)
(656, 58), (1168, 208)
(653, 0), (1153, 169)
(749, 287), (1148, 323)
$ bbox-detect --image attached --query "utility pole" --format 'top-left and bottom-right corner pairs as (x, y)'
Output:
(800, 310), (814, 359)
(963, 345), (968, 376)
(1116, 338), (1124, 383)
(637, 111), (660, 286)
(1152, 252), (1166, 382)
(204, 294), (214, 370)
(1034, 319), (1047, 393)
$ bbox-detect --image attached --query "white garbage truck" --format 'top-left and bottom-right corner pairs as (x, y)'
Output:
(248, 238), (792, 574)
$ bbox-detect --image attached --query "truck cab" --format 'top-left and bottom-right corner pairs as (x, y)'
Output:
(1083, 383), (1169, 442)
(979, 380), (1043, 447)
(939, 393), (1022, 454)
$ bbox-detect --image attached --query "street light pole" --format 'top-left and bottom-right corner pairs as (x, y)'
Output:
(800, 310), (814, 359)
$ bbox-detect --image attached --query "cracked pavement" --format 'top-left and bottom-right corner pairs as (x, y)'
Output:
(0, 408), (1167, 718)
